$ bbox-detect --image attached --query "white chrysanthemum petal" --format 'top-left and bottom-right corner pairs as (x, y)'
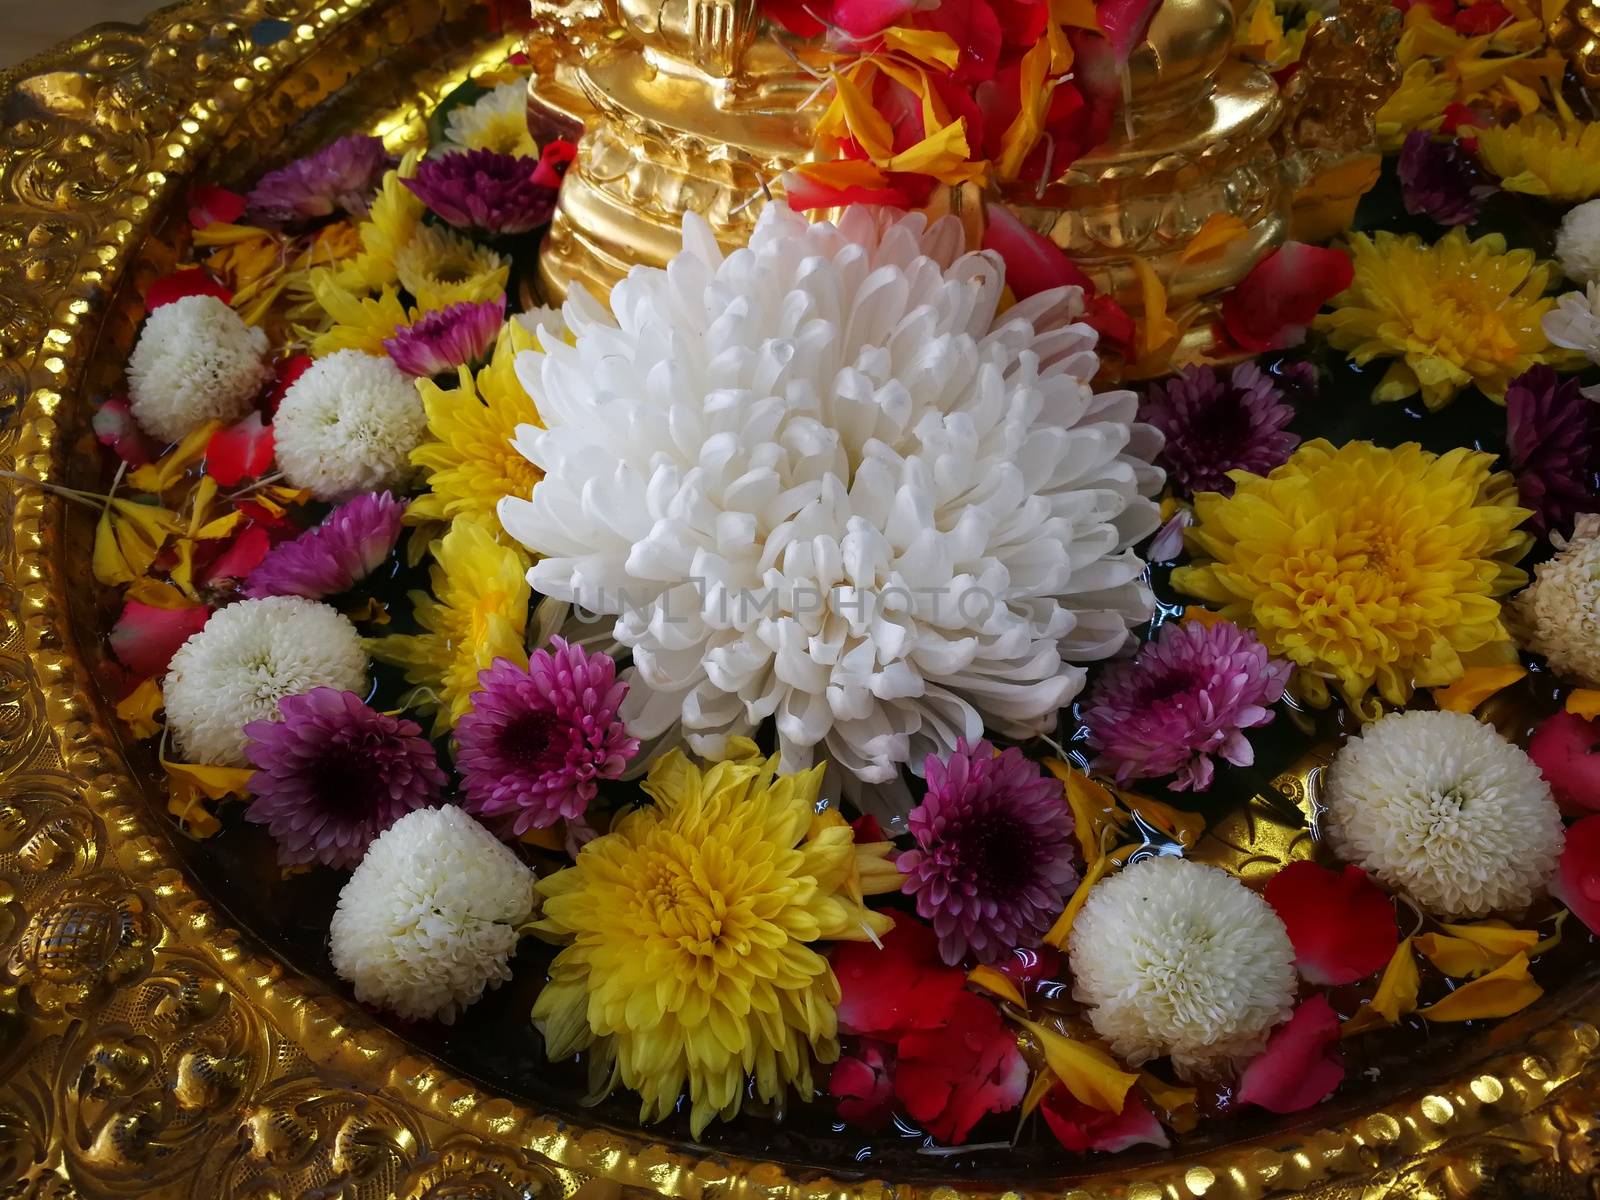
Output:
(273, 349), (427, 500)
(440, 81), (538, 158)
(163, 595), (368, 765)
(1324, 709), (1563, 918)
(502, 205), (1163, 793)
(127, 294), (272, 442)
(1069, 856), (1297, 1078)
(1516, 514), (1600, 687)
(330, 806), (534, 1022)
(1542, 284), (1600, 366)
(1556, 197), (1600, 285)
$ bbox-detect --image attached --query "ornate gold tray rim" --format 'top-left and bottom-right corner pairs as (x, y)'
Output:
(3, 2), (1600, 1196)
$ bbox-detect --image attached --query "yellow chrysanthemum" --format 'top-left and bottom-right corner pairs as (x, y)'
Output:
(1475, 116), (1600, 202)
(1315, 229), (1557, 409)
(530, 739), (897, 1137)
(441, 80), (539, 157)
(410, 319), (545, 526)
(1171, 440), (1530, 716)
(325, 150), (426, 294)
(306, 276), (418, 357)
(368, 516), (529, 733)
(1375, 61), (1453, 150)
(395, 224), (510, 312)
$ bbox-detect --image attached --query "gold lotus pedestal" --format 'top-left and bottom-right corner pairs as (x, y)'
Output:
(4, 2), (1600, 1198)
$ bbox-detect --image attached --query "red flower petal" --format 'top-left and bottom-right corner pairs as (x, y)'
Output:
(108, 600), (210, 677)
(982, 204), (1096, 300)
(205, 412), (275, 488)
(203, 524), (273, 586)
(1528, 710), (1600, 817)
(895, 990), (1028, 1143)
(782, 168), (917, 213)
(851, 813), (887, 842)
(145, 268), (233, 311)
(232, 500), (303, 543)
(265, 354), (313, 418)
(1220, 242), (1353, 354)
(763, 0), (826, 35)
(829, 1040), (897, 1128)
(1236, 996), (1345, 1113)
(1265, 861), (1398, 986)
(1041, 1086), (1169, 1154)
(994, 944), (1062, 998)
(532, 140), (578, 190)
(188, 183), (247, 230)
(833, 913), (967, 1039)
(1557, 815), (1600, 935)
(1452, 0), (1510, 33)
(1083, 293), (1136, 352)
(831, 0), (922, 37)
(92, 395), (161, 467)
(921, 0), (1004, 83)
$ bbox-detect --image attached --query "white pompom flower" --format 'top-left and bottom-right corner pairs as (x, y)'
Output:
(1515, 513), (1600, 688)
(1324, 709), (1563, 918)
(273, 349), (428, 500)
(1555, 197), (1600, 285)
(127, 294), (272, 442)
(1070, 855), (1296, 1078)
(330, 805), (535, 1023)
(163, 595), (368, 765)
(500, 205), (1162, 786)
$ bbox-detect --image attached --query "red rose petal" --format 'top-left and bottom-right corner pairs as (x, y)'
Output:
(1236, 996), (1345, 1113)
(1041, 1086), (1169, 1154)
(145, 267), (233, 311)
(851, 813), (887, 842)
(833, 913), (966, 1039)
(92, 395), (162, 467)
(1528, 710), (1600, 817)
(982, 203), (1096, 300)
(1220, 242), (1353, 354)
(203, 524), (273, 586)
(205, 412), (276, 488)
(1556, 815), (1600, 935)
(187, 183), (247, 230)
(831, 0), (922, 37)
(1265, 861), (1399, 986)
(895, 990), (1028, 1143)
(265, 353), (313, 418)
(782, 168), (918, 213)
(829, 1040), (896, 1128)
(108, 600), (210, 677)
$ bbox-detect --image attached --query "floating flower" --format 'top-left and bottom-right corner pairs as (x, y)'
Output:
(1219, 241), (1354, 354)
(1323, 709), (1564, 918)
(1475, 116), (1600, 202)
(1234, 996), (1345, 1113)
(163, 595), (369, 766)
(127, 294), (272, 442)
(330, 805), (535, 1022)
(1081, 619), (1289, 791)
(828, 1041), (896, 1129)
(1397, 130), (1494, 225)
(1316, 229), (1558, 409)
(243, 491), (406, 600)
(529, 740), (897, 1137)
(382, 297), (505, 377)
(316, 150), (425, 295)
(243, 688), (445, 869)
(1514, 514), (1600, 688)
(368, 517), (530, 734)
(501, 205), (1161, 786)
(1505, 364), (1597, 539)
(440, 81), (539, 157)
(896, 740), (1079, 965)
(1527, 710), (1600, 817)
(246, 134), (390, 225)
(1139, 362), (1302, 500)
(394, 224), (510, 311)
(272, 349), (429, 501)
(1069, 855), (1297, 1078)
(895, 989), (1029, 1143)
(410, 318), (543, 527)
(833, 913), (967, 1040)
(456, 639), (639, 834)
(1555, 198), (1600, 284)
(1543, 283), (1600, 366)
(1264, 861), (1398, 985)
(1556, 814), (1600, 935)
(403, 149), (557, 235)
(1172, 440), (1529, 713)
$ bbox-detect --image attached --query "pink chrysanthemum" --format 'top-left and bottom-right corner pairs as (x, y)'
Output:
(455, 638), (639, 834)
(246, 135), (391, 226)
(243, 491), (405, 600)
(897, 740), (1079, 966)
(243, 688), (446, 869)
(1082, 619), (1290, 792)
(383, 298), (505, 378)
(402, 150), (557, 235)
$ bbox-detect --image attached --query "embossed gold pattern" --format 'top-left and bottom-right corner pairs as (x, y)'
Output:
(2, 1), (1600, 1196)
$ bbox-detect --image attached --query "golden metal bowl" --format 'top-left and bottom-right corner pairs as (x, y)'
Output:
(3, 2), (1600, 1196)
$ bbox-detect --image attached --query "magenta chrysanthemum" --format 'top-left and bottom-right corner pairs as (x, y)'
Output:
(246, 135), (391, 226)
(1505, 364), (1597, 540)
(383, 298), (504, 377)
(402, 150), (557, 235)
(455, 638), (640, 834)
(1082, 619), (1290, 792)
(1140, 362), (1305, 499)
(244, 491), (406, 600)
(243, 688), (446, 868)
(897, 740), (1079, 966)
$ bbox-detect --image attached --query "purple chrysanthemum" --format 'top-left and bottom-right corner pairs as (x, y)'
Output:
(246, 135), (392, 226)
(1140, 362), (1303, 498)
(402, 150), (557, 235)
(243, 688), (446, 869)
(243, 491), (406, 600)
(455, 638), (639, 834)
(1397, 130), (1495, 227)
(1082, 619), (1290, 792)
(383, 298), (505, 377)
(1506, 364), (1598, 539)
(896, 740), (1079, 966)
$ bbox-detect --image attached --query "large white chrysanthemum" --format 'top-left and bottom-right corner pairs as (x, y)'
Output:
(1069, 855), (1296, 1078)
(501, 205), (1162, 785)
(1515, 513), (1600, 687)
(273, 349), (428, 500)
(1324, 709), (1563, 918)
(330, 806), (535, 1022)
(127, 294), (272, 442)
(164, 596), (369, 765)
(1556, 197), (1600, 285)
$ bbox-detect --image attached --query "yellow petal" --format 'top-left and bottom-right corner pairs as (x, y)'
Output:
(1181, 606), (1228, 628)
(1138, 1070), (1198, 1133)
(1415, 932), (1501, 978)
(1413, 952), (1542, 1021)
(1051, 0), (1102, 31)
(1437, 920), (1540, 965)
(161, 754), (254, 839)
(1119, 792), (1205, 848)
(1132, 256), (1178, 358)
(968, 964), (1026, 1008)
(1020, 1067), (1056, 1119)
(1044, 760), (1125, 865)
(1432, 664), (1527, 712)
(115, 678), (164, 740)
(93, 509), (134, 585)
(127, 421), (220, 495)
(124, 578), (193, 608)
(997, 37), (1052, 181)
(882, 26), (962, 68)
(1021, 1020), (1138, 1112)
(194, 509), (242, 541)
(790, 158), (893, 189)
(832, 67), (894, 161)
(1178, 213), (1249, 265)
(519, 824), (566, 852)
(1043, 844), (1137, 948)
(1566, 690), (1600, 719)
(1344, 937), (1420, 1035)
(886, 120), (980, 183)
